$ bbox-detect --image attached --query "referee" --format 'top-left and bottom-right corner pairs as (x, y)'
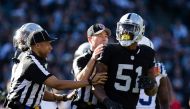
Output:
(4, 24), (107, 109)
(71, 23), (111, 109)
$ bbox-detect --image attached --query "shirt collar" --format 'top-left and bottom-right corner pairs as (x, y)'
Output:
(28, 50), (47, 62)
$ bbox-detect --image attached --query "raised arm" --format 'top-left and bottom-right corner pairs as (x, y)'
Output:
(74, 44), (104, 81)
(75, 58), (96, 81)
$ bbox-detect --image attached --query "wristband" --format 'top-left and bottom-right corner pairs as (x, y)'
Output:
(62, 94), (67, 101)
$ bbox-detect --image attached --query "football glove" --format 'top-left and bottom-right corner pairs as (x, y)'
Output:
(103, 98), (123, 109)
(138, 76), (156, 89)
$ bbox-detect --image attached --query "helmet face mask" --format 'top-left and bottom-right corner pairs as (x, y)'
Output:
(117, 22), (140, 37)
(116, 13), (145, 47)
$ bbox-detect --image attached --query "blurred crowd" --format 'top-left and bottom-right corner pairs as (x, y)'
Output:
(0, 0), (190, 108)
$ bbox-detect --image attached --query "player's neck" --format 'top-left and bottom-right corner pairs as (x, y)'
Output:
(127, 42), (137, 50)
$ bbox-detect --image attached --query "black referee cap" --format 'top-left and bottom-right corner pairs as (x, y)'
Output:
(27, 30), (57, 46)
(87, 23), (111, 37)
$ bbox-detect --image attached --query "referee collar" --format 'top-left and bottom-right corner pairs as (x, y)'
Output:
(29, 51), (47, 62)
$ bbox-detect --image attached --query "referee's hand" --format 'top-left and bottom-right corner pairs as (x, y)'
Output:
(91, 72), (107, 85)
(62, 90), (78, 101)
(91, 44), (104, 60)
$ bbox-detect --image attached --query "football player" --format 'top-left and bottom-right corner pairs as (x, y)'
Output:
(137, 36), (170, 109)
(94, 13), (158, 109)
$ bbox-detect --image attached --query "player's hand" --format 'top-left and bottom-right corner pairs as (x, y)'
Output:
(103, 98), (123, 109)
(91, 72), (107, 85)
(91, 44), (104, 60)
(138, 75), (157, 89)
(138, 76), (158, 96)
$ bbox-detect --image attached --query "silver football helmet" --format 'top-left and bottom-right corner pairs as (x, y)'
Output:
(74, 42), (90, 58)
(13, 23), (43, 51)
(116, 13), (145, 47)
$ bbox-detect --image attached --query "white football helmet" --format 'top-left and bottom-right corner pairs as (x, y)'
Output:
(74, 42), (90, 58)
(13, 23), (44, 51)
(116, 13), (145, 47)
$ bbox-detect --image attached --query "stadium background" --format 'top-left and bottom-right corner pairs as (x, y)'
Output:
(0, 0), (190, 108)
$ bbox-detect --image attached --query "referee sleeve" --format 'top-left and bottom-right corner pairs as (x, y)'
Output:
(25, 63), (52, 84)
(72, 56), (84, 76)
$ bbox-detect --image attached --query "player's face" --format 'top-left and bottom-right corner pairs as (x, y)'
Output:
(36, 41), (53, 58)
(89, 31), (108, 50)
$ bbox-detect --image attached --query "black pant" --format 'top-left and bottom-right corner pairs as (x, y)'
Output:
(4, 99), (24, 109)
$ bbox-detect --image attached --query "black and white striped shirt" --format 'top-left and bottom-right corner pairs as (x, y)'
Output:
(72, 50), (97, 108)
(7, 51), (52, 108)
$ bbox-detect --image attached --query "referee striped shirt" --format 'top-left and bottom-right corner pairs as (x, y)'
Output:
(72, 50), (97, 108)
(7, 51), (52, 108)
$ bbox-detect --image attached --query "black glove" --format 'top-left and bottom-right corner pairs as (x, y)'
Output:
(138, 76), (156, 89)
(103, 98), (123, 109)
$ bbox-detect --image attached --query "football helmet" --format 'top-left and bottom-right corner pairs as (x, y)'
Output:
(13, 23), (43, 51)
(116, 13), (145, 47)
(74, 42), (90, 58)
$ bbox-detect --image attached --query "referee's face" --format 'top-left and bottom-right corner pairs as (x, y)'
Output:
(88, 31), (108, 51)
(36, 41), (53, 58)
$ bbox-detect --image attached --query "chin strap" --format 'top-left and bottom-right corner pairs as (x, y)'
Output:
(12, 48), (21, 64)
